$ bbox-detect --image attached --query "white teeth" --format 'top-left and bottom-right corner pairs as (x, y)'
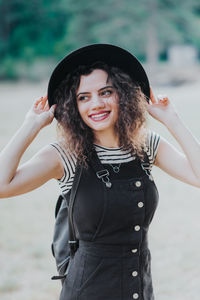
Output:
(90, 112), (109, 119)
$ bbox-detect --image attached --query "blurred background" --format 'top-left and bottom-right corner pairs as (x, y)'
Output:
(0, 0), (200, 299)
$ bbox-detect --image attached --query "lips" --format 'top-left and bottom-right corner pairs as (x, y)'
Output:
(89, 111), (110, 122)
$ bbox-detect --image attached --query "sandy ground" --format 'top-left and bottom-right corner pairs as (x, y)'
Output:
(0, 69), (200, 299)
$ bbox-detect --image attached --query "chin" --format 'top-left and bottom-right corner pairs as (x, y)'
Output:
(87, 121), (112, 131)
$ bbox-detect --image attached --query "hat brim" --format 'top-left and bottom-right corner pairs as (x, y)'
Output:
(47, 44), (150, 107)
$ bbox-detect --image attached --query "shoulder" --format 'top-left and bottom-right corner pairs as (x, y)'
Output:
(40, 144), (65, 180)
(34, 144), (61, 163)
(145, 129), (161, 166)
(146, 130), (160, 148)
(28, 144), (64, 180)
(49, 141), (77, 181)
(49, 141), (77, 164)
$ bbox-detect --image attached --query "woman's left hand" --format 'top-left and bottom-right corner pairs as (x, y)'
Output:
(146, 87), (178, 125)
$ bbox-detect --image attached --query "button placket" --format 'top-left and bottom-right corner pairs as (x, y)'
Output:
(130, 179), (143, 300)
(130, 252), (139, 299)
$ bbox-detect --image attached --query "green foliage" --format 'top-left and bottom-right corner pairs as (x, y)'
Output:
(62, 0), (200, 63)
(0, 0), (199, 79)
(0, 0), (70, 79)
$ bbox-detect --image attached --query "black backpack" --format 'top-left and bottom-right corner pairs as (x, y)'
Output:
(51, 164), (82, 283)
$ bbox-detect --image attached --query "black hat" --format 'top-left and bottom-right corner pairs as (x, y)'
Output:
(47, 43), (150, 107)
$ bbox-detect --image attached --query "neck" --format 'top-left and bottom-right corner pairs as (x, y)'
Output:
(94, 130), (119, 148)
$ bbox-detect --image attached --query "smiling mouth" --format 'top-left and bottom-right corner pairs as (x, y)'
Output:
(89, 111), (110, 122)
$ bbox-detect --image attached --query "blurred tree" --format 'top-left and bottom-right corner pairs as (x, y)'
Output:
(156, 0), (200, 60)
(0, 0), (200, 79)
(62, 0), (200, 65)
(62, 0), (148, 60)
(0, 0), (70, 79)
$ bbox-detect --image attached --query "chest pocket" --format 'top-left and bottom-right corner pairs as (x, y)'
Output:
(96, 177), (146, 237)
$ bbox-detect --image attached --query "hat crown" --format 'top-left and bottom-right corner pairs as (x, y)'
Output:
(47, 43), (150, 106)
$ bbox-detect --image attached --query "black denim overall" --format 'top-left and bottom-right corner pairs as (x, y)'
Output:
(59, 155), (159, 300)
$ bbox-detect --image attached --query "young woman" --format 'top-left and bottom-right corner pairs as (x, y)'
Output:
(0, 44), (200, 300)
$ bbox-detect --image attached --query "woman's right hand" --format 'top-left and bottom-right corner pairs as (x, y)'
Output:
(25, 96), (56, 129)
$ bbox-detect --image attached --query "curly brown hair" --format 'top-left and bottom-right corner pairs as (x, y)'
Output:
(54, 62), (148, 165)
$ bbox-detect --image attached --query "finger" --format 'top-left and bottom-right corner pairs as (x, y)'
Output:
(42, 95), (48, 105)
(38, 97), (46, 110)
(44, 103), (50, 111)
(41, 98), (46, 110)
(34, 96), (44, 107)
(163, 97), (169, 106)
(34, 98), (42, 106)
(157, 94), (169, 107)
(150, 87), (157, 104)
(41, 95), (49, 109)
(37, 102), (43, 110)
(157, 94), (168, 100)
(41, 102), (46, 110)
(49, 104), (56, 115)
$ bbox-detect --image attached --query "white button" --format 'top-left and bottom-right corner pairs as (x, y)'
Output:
(131, 248), (138, 253)
(134, 225), (140, 231)
(133, 293), (139, 299)
(138, 202), (144, 208)
(135, 181), (141, 187)
(132, 271), (138, 277)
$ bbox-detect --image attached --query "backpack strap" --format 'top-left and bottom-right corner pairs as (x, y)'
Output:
(54, 195), (64, 218)
(63, 163), (83, 256)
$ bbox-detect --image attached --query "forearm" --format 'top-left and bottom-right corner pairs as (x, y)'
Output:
(164, 112), (200, 180)
(0, 120), (41, 184)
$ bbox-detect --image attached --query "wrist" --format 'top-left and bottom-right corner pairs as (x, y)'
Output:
(163, 112), (182, 130)
(22, 118), (42, 134)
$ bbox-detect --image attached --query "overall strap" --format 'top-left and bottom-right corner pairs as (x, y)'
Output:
(140, 150), (151, 176)
(63, 163), (83, 256)
(88, 148), (151, 187)
(139, 150), (155, 181)
(89, 149), (112, 188)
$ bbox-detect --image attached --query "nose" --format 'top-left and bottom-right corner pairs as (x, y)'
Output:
(90, 94), (105, 110)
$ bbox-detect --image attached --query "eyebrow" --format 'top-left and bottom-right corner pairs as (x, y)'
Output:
(76, 85), (114, 97)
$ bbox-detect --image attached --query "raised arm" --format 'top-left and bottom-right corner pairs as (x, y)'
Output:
(0, 96), (64, 198)
(147, 88), (200, 188)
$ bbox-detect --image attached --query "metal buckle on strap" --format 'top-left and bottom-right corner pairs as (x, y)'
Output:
(141, 162), (150, 169)
(96, 169), (112, 188)
(141, 163), (154, 181)
(96, 169), (109, 178)
(69, 240), (79, 253)
(69, 240), (79, 248)
(68, 240), (77, 244)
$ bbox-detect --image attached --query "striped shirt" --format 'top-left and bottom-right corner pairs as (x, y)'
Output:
(50, 130), (160, 194)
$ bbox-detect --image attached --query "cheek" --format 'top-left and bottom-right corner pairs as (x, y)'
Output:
(77, 102), (84, 114)
(109, 98), (119, 114)
(77, 103), (89, 121)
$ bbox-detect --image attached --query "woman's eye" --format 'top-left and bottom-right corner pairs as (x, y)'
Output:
(78, 95), (89, 101)
(101, 90), (113, 96)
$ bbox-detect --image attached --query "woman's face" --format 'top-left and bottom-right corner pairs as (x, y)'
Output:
(76, 69), (119, 135)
